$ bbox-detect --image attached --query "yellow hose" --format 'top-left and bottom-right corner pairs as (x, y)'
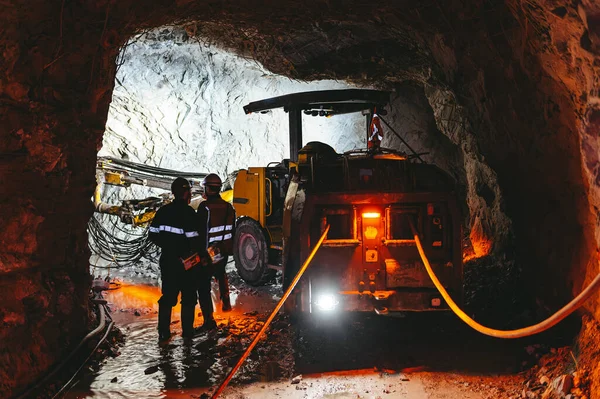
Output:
(211, 225), (330, 398)
(412, 226), (600, 339)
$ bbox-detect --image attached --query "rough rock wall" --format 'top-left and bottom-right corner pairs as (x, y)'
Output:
(1, 0), (600, 397)
(576, 1), (600, 319)
(0, 1), (119, 396)
(417, 1), (598, 312)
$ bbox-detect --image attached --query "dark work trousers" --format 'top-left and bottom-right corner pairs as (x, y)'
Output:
(158, 257), (197, 336)
(213, 257), (230, 304)
(195, 264), (215, 324)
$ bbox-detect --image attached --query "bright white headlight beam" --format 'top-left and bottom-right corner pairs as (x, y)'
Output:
(314, 293), (339, 312)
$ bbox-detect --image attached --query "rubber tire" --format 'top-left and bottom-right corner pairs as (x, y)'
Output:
(233, 218), (275, 286)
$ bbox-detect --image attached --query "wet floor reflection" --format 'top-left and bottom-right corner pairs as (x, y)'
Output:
(63, 266), (578, 398)
(65, 269), (281, 398)
(293, 312), (578, 377)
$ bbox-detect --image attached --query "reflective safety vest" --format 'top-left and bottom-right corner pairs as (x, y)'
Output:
(197, 195), (236, 256)
(149, 199), (200, 261)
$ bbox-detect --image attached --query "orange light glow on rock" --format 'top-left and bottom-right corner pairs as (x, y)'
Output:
(463, 217), (494, 262)
(464, 220), (493, 262)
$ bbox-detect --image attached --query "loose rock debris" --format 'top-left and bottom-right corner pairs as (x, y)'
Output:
(188, 311), (295, 385)
(514, 346), (590, 399)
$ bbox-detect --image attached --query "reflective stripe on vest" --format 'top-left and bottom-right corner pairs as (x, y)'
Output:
(150, 225), (198, 237)
(208, 224), (233, 233)
(203, 200), (234, 255)
(208, 233), (232, 243)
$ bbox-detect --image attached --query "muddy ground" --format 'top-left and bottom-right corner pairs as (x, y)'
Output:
(58, 264), (589, 399)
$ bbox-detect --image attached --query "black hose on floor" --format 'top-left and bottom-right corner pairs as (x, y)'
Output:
(15, 299), (108, 399)
(52, 312), (115, 399)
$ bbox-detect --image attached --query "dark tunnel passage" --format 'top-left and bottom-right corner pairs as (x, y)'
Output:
(1, 0), (600, 397)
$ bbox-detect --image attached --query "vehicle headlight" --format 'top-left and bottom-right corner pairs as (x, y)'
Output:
(314, 293), (339, 312)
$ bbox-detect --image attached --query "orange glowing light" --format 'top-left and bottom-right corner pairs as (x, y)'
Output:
(362, 212), (380, 219)
(463, 222), (493, 261)
(104, 283), (241, 319)
(364, 226), (378, 239)
(105, 284), (162, 312)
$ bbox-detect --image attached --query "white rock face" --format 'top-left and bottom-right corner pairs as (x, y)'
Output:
(100, 27), (367, 178)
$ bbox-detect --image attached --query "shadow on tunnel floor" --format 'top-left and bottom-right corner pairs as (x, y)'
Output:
(292, 311), (582, 376)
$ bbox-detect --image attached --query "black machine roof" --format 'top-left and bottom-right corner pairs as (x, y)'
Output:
(243, 89), (391, 116)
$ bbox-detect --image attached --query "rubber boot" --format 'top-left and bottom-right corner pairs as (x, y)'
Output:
(198, 292), (217, 331)
(181, 305), (196, 338)
(219, 274), (232, 312)
(221, 296), (232, 312)
(158, 305), (172, 341)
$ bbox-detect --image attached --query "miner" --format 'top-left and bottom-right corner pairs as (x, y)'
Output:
(196, 173), (236, 329)
(149, 177), (203, 341)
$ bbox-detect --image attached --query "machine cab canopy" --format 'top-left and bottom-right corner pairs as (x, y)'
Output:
(243, 89), (390, 116)
(243, 89), (391, 162)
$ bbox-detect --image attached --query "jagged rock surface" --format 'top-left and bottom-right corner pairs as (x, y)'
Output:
(2, 0), (600, 397)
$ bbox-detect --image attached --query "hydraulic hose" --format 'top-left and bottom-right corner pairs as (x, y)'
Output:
(15, 298), (108, 399)
(411, 223), (600, 339)
(211, 225), (330, 399)
(52, 314), (115, 398)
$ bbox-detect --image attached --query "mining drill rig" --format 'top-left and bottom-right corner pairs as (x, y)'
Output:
(93, 157), (208, 225)
(90, 157), (209, 268)
(93, 89), (463, 316)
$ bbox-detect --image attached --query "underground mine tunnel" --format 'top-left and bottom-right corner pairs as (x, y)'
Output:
(2, 1), (600, 398)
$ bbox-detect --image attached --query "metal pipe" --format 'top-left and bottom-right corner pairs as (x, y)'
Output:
(289, 107), (303, 162)
(94, 202), (122, 215)
(211, 225), (330, 399)
(93, 178), (103, 208)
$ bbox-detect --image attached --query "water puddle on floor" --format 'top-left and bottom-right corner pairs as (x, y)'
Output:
(65, 276), (281, 399)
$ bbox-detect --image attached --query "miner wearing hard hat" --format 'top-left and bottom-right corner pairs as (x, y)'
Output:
(149, 177), (205, 341)
(197, 173), (236, 320)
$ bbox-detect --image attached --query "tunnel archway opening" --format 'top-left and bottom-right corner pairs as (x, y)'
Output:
(91, 25), (476, 287)
(84, 25), (565, 398)
(3, 2), (600, 397)
(90, 24), (542, 334)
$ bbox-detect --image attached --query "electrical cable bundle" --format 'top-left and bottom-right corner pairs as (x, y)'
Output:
(90, 157), (210, 271)
(87, 214), (159, 269)
(97, 156), (209, 181)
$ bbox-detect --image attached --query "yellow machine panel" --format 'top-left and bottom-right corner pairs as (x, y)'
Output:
(232, 168), (266, 226)
(133, 210), (156, 226)
(220, 189), (234, 203)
